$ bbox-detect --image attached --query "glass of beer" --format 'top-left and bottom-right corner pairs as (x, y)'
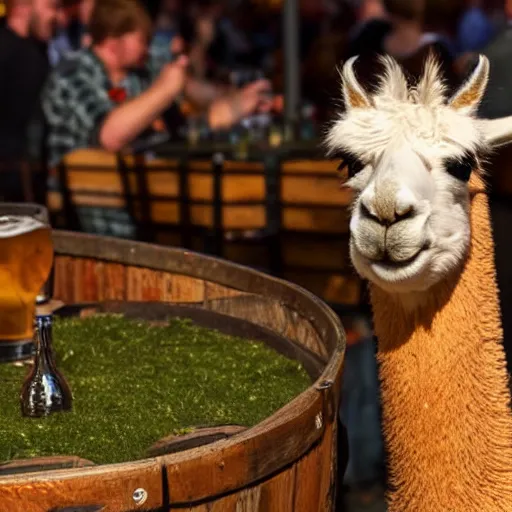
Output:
(0, 203), (53, 305)
(0, 214), (53, 362)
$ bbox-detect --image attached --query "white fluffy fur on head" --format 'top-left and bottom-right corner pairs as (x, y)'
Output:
(326, 54), (490, 299)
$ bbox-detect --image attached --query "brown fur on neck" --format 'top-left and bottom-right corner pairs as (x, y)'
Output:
(371, 174), (512, 511)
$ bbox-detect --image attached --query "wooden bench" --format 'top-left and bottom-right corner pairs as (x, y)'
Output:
(48, 150), (364, 308)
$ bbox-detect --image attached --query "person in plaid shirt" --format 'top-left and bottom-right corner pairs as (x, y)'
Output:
(42, 0), (272, 237)
(42, 0), (273, 167)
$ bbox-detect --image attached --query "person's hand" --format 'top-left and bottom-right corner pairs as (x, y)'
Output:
(170, 35), (185, 56)
(234, 79), (273, 118)
(208, 79), (273, 130)
(154, 55), (189, 100)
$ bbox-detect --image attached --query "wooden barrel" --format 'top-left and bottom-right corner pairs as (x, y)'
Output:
(0, 231), (346, 512)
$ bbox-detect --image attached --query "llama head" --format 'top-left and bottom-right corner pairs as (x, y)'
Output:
(326, 55), (491, 295)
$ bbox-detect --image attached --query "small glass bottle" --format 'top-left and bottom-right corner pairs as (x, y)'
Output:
(20, 314), (72, 418)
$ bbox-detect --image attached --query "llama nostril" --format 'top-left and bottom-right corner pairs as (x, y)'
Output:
(395, 206), (414, 223)
(361, 203), (381, 223)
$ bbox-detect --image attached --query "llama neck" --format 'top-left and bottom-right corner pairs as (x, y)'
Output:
(371, 175), (512, 511)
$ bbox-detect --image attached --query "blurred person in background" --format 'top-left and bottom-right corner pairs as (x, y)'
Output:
(345, 0), (458, 92)
(345, 0), (391, 59)
(456, 0), (496, 53)
(48, 0), (93, 66)
(381, 0), (424, 57)
(42, 0), (273, 168)
(0, 0), (60, 203)
(149, 0), (219, 81)
(423, 0), (465, 57)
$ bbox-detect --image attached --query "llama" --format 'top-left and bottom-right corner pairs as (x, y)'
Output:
(326, 55), (512, 511)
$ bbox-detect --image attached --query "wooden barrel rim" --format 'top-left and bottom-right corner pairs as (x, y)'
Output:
(0, 231), (345, 508)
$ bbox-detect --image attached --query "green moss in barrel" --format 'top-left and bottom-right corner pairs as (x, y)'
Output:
(0, 315), (310, 465)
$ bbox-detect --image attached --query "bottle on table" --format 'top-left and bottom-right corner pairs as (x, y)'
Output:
(20, 314), (73, 418)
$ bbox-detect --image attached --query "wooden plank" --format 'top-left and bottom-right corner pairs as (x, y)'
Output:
(257, 467), (296, 512)
(58, 170), (180, 201)
(70, 193), (127, 209)
(223, 206), (266, 230)
(281, 176), (352, 206)
(102, 263), (126, 301)
(47, 190), (63, 212)
(282, 207), (351, 233)
(92, 261), (106, 302)
(182, 505), (209, 512)
(149, 201), (180, 224)
(317, 422), (337, 512)
(63, 148), (118, 167)
(293, 442), (324, 511)
(0, 460), (163, 512)
(205, 282), (248, 301)
(188, 174), (214, 201)
(183, 487), (264, 512)
(69, 258), (86, 303)
(282, 160), (337, 174)
(146, 171), (180, 197)
(222, 488), (261, 511)
(126, 267), (163, 301)
(188, 205), (266, 230)
(77, 259), (102, 302)
(162, 274), (206, 303)
(188, 175), (265, 202)
(189, 204), (213, 226)
(223, 176), (265, 202)
(52, 256), (73, 303)
(67, 170), (124, 194)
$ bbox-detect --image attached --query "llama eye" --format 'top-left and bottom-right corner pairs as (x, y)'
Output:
(337, 152), (365, 178)
(444, 152), (477, 182)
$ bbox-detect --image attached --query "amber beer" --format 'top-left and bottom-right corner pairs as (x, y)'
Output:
(0, 216), (53, 352)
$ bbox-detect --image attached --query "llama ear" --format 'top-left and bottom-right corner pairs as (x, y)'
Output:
(378, 55), (408, 101)
(448, 55), (489, 115)
(481, 115), (512, 147)
(340, 56), (372, 110)
(416, 54), (447, 107)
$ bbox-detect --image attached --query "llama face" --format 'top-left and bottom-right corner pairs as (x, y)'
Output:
(326, 56), (490, 294)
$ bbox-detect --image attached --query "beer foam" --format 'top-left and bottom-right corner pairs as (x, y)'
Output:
(0, 216), (46, 238)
